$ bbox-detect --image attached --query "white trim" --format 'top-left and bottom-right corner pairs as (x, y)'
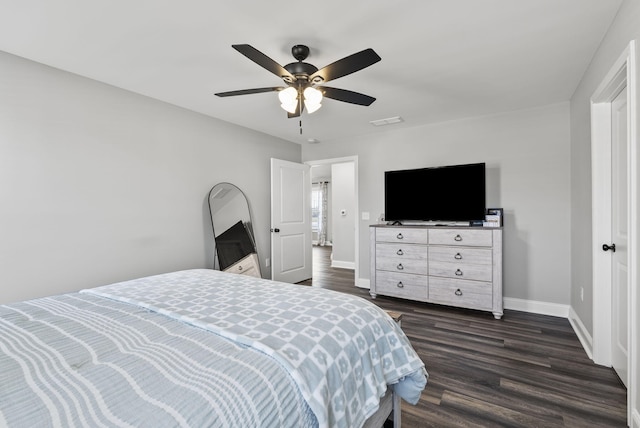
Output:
(591, 40), (637, 426)
(503, 297), (569, 318)
(331, 260), (355, 270)
(356, 278), (370, 289)
(629, 40), (639, 428)
(568, 306), (594, 360)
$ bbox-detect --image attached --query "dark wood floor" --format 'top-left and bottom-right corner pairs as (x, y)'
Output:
(299, 246), (627, 427)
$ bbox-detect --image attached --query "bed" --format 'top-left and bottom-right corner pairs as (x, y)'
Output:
(0, 269), (427, 427)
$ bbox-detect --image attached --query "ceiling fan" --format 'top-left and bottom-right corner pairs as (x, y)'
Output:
(215, 44), (381, 118)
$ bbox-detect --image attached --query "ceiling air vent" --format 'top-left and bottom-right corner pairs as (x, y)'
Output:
(370, 116), (404, 126)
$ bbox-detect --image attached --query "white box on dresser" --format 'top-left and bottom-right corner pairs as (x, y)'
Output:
(370, 225), (503, 319)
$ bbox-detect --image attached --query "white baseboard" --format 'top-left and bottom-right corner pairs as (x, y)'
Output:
(502, 297), (569, 318)
(356, 278), (370, 289)
(331, 260), (355, 270)
(353, 283), (573, 318)
(567, 306), (594, 360)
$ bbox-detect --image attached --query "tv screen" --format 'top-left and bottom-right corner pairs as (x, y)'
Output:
(384, 163), (486, 223)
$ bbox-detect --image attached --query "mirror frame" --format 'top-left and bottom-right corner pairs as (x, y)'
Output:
(207, 182), (261, 276)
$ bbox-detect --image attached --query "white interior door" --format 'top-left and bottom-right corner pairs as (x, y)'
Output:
(611, 87), (629, 387)
(270, 158), (312, 283)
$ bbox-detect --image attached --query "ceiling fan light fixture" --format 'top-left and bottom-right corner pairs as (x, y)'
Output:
(303, 87), (323, 114)
(217, 44), (381, 118)
(279, 87), (298, 113)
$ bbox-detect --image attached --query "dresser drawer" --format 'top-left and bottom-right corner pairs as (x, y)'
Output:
(376, 227), (428, 244)
(376, 243), (428, 261)
(429, 277), (492, 310)
(375, 271), (428, 301)
(429, 228), (493, 247)
(429, 261), (492, 281)
(376, 256), (429, 275)
(428, 246), (492, 265)
(223, 253), (261, 277)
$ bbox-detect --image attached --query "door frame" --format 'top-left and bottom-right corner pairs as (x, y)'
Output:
(306, 156), (360, 284)
(591, 40), (637, 425)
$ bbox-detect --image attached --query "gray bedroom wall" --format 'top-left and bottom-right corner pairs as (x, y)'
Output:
(569, 0), (640, 334)
(303, 102), (571, 306)
(0, 51), (300, 304)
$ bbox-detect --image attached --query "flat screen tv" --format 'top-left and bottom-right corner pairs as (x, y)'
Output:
(384, 162), (486, 223)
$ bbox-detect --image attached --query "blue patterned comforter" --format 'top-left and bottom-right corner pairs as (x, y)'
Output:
(1, 269), (427, 428)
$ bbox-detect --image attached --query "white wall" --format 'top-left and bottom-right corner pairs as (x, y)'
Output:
(0, 51), (300, 303)
(330, 162), (355, 267)
(303, 102), (571, 305)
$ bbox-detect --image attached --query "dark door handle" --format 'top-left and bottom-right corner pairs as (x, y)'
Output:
(602, 243), (616, 252)
(271, 228), (280, 233)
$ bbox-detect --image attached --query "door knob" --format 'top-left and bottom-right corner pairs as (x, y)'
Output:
(602, 243), (616, 252)
(271, 228), (280, 233)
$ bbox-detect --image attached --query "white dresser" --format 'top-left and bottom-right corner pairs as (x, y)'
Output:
(370, 225), (503, 319)
(223, 253), (261, 278)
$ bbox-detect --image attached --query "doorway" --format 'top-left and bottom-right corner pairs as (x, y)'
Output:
(591, 40), (637, 425)
(306, 156), (359, 284)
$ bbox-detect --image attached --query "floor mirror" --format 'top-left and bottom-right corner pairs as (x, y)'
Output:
(208, 183), (261, 277)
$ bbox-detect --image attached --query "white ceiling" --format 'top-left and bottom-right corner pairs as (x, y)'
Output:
(0, 0), (623, 144)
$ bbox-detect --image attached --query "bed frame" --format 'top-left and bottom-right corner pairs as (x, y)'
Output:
(364, 389), (401, 427)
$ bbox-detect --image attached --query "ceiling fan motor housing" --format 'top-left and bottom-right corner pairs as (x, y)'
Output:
(283, 45), (320, 83)
(284, 61), (318, 81)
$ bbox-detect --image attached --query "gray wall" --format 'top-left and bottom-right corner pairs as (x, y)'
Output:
(303, 102), (571, 305)
(569, 0), (640, 334)
(0, 51), (300, 304)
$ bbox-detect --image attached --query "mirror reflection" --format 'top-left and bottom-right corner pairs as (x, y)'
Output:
(208, 183), (261, 278)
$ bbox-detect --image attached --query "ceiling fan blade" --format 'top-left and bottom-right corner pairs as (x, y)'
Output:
(321, 86), (376, 106)
(309, 48), (381, 83)
(232, 44), (296, 81)
(215, 87), (283, 97)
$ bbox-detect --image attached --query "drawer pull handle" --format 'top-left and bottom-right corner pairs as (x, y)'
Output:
(397, 263), (404, 270)
(454, 234), (462, 241)
(397, 249), (404, 256)
(397, 281), (404, 288)
(455, 289), (463, 296)
(397, 233), (404, 240)
(454, 253), (462, 260)
(455, 269), (463, 276)
(238, 265), (243, 271)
